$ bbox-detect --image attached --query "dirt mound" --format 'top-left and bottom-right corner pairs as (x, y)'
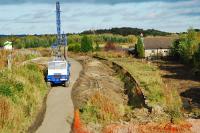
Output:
(72, 57), (126, 109)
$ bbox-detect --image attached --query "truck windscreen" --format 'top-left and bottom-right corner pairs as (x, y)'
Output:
(48, 62), (66, 69)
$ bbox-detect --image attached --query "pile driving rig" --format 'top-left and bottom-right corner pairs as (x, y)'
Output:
(46, 1), (71, 87)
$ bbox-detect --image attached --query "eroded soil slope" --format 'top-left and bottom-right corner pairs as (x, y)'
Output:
(72, 56), (126, 109)
(72, 56), (128, 131)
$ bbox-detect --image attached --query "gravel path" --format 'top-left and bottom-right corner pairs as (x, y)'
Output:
(36, 58), (82, 133)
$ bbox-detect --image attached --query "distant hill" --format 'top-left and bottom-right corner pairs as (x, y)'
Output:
(0, 27), (173, 37)
(194, 29), (200, 32)
(0, 34), (26, 38)
(81, 27), (171, 36)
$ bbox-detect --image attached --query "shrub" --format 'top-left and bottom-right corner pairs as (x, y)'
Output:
(68, 43), (81, 52)
(0, 84), (13, 97)
(81, 36), (93, 52)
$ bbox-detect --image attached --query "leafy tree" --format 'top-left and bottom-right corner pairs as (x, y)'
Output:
(135, 37), (145, 58)
(170, 28), (200, 76)
(81, 36), (93, 52)
(170, 39), (181, 59)
(171, 28), (199, 64)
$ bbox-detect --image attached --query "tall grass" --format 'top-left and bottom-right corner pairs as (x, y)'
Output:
(0, 50), (10, 69)
(0, 49), (40, 69)
(0, 63), (47, 133)
(80, 91), (122, 125)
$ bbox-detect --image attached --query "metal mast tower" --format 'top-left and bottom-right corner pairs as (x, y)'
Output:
(53, 1), (67, 60)
(56, 1), (61, 46)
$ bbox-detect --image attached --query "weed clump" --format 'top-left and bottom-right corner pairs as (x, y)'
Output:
(80, 91), (121, 125)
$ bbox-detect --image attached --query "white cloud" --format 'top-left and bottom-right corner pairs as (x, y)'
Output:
(0, 1), (199, 34)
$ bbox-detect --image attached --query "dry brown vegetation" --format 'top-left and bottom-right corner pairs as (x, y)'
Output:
(0, 50), (10, 69)
(0, 49), (42, 69)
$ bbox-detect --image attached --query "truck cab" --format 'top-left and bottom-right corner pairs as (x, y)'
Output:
(47, 60), (71, 87)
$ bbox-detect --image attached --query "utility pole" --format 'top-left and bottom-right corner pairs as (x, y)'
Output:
(7, 52), (12, 70)
(62, 32), (67, 59)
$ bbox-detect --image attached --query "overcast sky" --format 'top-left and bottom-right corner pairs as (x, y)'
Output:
(0, 0), (199, 34)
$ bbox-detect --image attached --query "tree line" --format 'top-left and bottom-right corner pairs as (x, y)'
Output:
(0, 35), (56, 48)
(0, 34), (137, 49)
(68, 34), (137, 44)
(81, 27), (171, 36)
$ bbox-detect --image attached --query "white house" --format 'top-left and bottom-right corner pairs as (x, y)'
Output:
(3, 41), (12, 50)
(144, 37), (174, 58)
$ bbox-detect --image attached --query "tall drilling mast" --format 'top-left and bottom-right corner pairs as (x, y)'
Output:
(56, 1), (61, 46)
(53, 1), (67, 60)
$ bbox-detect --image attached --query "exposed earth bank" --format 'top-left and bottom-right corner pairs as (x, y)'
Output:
(71, 55), (195, 133)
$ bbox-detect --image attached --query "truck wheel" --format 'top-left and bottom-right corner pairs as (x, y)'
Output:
(64, 81), (70, 87)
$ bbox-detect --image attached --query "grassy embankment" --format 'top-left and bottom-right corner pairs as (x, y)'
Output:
(95, 51), (183, 123)
(0, 50), (48, 133)
(0, 50), (38, 69)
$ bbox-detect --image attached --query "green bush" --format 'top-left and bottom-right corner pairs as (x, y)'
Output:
(0, 84), (13, 97)
(68, 43), (81, 52)
(80, 103), (99, 124)
(81, 36), (93, 52)
(14, 82), (24, 92)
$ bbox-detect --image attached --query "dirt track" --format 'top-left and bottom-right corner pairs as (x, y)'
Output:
(36, 58), (82, 133)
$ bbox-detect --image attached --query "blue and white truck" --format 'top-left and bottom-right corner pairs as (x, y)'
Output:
(47, 60), (71, 87)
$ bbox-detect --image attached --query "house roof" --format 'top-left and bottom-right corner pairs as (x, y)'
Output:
(144, 37), (174, 50)
(4, 41), (12, 46)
